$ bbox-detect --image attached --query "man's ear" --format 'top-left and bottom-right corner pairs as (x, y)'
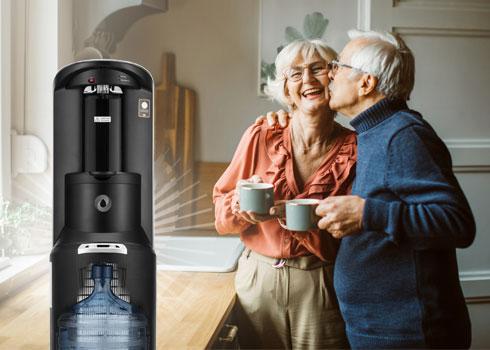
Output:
(358, 74), (378, 96)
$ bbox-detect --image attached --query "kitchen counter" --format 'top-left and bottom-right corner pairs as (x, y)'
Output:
(0, 269), (236, 349)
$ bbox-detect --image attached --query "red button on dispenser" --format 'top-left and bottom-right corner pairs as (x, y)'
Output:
(88, 77), (96, 84)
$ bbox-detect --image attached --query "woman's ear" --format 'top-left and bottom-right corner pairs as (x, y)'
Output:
(284, 85), (296, 110)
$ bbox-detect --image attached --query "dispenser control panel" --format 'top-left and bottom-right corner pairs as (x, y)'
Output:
(138, 98), (151, 118)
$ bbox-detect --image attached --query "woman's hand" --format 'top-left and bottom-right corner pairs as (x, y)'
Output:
(255, 110), (290, 128)
(232, 175), (275, 224)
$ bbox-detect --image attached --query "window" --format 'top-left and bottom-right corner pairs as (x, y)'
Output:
(0, 0), (57, 294)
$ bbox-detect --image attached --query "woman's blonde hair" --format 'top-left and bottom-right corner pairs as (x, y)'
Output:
(264, 39), (337, 109)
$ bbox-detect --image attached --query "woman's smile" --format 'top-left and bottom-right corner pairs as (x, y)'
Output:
(301, 87), (325, 100)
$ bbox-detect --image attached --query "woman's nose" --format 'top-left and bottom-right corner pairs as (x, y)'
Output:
(328, 70), (335, 80)
(302, 68), (315, 82)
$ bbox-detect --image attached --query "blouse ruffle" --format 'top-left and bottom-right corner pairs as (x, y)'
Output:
(264, 123), (357, 200)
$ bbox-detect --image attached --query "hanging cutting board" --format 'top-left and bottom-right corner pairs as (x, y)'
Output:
(154, 52), (196, 231)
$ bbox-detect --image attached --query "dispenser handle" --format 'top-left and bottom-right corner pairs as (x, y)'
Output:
(78, 243), (128, 255)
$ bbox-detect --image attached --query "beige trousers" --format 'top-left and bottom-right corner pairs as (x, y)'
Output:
(235, 249), (349, 349)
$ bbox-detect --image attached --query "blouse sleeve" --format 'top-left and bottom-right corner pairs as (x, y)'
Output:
(213, 123), (264, 235)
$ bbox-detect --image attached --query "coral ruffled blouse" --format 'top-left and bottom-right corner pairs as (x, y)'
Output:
(213, 122), (357, 262)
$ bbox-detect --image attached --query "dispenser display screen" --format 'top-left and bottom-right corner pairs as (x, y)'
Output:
(94, 116), (112, 123)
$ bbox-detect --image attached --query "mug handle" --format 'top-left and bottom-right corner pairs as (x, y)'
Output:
(277, 217), (288, 230)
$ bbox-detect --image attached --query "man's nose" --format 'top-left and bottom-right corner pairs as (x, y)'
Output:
(328, 70), (334, 80)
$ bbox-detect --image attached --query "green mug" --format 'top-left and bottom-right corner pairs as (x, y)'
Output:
(239, 183), (274, 214)
(279, 198), (320, 231)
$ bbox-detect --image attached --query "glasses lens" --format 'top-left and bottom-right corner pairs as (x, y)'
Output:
(287, 69), (303, 81)
(311, 64), (327, 76)
(286, 64), (327, 81)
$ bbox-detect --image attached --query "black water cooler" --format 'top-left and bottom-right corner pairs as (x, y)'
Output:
(51, 60), (155, 349)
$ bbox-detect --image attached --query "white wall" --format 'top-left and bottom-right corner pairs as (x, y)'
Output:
(114, 0), (357, 162)
(10, 0), (58, 207)
(0, 0), (12, 199)
(58, 0), (74, 68)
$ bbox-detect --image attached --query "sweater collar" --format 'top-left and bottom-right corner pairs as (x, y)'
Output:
(349, 98), (408, 134)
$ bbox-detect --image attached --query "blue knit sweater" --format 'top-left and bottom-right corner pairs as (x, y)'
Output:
(335, 98), (476, 348)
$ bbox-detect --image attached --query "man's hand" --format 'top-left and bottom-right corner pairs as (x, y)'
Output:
(255, 110), (290, 128)
(315, 196), (366, 239)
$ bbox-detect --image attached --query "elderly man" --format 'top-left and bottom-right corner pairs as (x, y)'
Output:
(320, 30), (476, 348)
(261, 30), (475, 348)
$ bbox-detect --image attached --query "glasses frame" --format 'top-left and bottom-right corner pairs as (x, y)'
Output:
(328, 60), (367, 75)
(282, 62), (329, 82)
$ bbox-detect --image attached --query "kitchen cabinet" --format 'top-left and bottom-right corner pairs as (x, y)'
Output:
(210, 305), (239, 349)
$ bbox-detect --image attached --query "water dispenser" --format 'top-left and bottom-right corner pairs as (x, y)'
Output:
(51, 60), (156, 349)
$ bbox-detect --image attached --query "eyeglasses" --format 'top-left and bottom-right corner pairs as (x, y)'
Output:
(283, 62), (328, 82)
(328, 60), (367, 75)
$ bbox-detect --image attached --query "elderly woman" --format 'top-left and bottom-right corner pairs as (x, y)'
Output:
(213, 39), (356, 349)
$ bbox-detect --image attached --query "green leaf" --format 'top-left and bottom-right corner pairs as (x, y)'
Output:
(303, 12), (329, 39)
(285, 26), (304, 43)
(261, 61), (276, 80)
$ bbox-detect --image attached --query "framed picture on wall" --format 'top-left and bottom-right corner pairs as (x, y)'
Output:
(258, 0), (333, 96)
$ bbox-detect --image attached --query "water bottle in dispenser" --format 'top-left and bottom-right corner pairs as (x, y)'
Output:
(58, 264), (149, 349)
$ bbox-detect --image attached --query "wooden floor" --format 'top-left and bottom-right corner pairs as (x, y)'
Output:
(0, 268), (236, 349)
(0, 272), (49, 350)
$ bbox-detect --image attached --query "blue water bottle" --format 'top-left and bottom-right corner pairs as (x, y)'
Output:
(58, 264), (149, 349)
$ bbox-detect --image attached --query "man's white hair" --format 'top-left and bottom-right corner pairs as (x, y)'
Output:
(347, 29), (415, 101)
(265, 39), (337, 109)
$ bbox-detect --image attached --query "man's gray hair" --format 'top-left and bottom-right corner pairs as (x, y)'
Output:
(265, 39), (337, 109)
(347, 29), (415, 101)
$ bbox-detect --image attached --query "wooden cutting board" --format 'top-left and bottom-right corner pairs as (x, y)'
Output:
(154, 53), (197, 231)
